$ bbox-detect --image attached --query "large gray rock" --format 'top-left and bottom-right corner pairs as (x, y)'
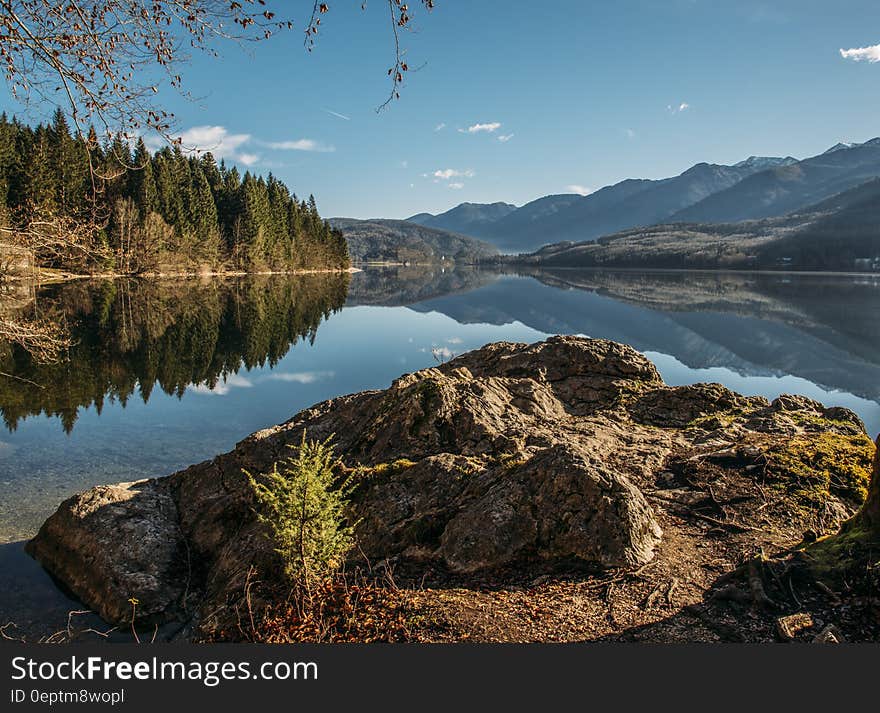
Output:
(438, 445), (662, 573)
(25, 480), (185, 623)
(26, 336), (869, 634)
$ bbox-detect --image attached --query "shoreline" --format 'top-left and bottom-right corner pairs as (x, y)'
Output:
(491, 264), (880, 279)
(3, 266), (361, 285)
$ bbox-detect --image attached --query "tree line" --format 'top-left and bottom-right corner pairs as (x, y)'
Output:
(0, 273), (350, 433)
(0, 110), (349, 274)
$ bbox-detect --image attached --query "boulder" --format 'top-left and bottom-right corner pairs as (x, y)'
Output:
(25, 480), (185, 624)
(26, 336), (872, 635)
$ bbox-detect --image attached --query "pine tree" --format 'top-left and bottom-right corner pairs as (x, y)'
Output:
(128, 138), (157, 215)
(0, 116), (349, 274)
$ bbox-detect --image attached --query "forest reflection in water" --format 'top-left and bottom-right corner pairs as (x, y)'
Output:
(0, 273), (350, 433)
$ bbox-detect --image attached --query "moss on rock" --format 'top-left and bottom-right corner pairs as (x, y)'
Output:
(763, 432), (875, 509)
(361, 459), (417, 478)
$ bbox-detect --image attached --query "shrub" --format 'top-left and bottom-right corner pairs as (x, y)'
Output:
(246, 434), (356, 588)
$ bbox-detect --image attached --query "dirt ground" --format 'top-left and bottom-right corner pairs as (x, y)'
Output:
(393, 443), (879, 644)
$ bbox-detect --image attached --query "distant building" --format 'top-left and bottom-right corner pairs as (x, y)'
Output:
(854, 257), (880, 272)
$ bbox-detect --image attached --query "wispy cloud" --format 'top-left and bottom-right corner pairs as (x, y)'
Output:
(840, 44), (880, 63)
(497, 133), (514, 143)
(743, 4), (788, 24)
(434, 122), (447, 131)
(323, 108), (351, 121)
(667, 102), (690, 114)
(167, 125), (336, 167)
(566, 184), (594, 196)
(433, 168), (475, 180)
(625, 128), (636, 139)
(459, 122), (502, 134)
(448, 182), (464, 190)
(262, 139), (335, 152)
(266, 370), (335, 384)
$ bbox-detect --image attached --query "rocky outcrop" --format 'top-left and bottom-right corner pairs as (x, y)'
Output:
(26, 336), (874, 635)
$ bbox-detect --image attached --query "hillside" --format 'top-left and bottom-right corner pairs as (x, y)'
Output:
(404, 156), (799, 254)
(672, 139), (880, 223)
(401, 140), (880, 256)
(502, 177), (880, 272)
(330, 217), (498, 264)
(483, 160), (796, 253)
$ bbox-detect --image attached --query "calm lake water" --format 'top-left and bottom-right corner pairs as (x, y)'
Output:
(2, 267), (879, 547)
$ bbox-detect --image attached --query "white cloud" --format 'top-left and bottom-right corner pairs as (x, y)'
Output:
(433, 168), (475, 180)
(237, 152), (260, 166)
(178, 125), (252, 160)
(840, 44), (880, 63)
(497, 133), (514, 143)
(566, 184), (594, 196)
(448, 182), (464, 190)
(432, 346), (456, 361)
(667, 102), (690, 114)
(435, 122), (447, 131)
(190, 373), (253, 396)
(263, 139), (335, 153)
(459, 122), (502, 134)
(266, 370), (335, 384)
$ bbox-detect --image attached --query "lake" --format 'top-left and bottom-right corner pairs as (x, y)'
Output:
(1, 266), (879, 632)
(2, 267), (879, 547)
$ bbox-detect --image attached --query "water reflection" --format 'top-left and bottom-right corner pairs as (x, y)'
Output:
(412, 268), (880, 405)
(0, 266), (877, 544)
(0, 274), (349, 432)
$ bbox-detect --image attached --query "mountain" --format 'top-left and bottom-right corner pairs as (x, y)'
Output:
(419, 157), (797, 254)
(329, 218), (497, 264)
(406, 202), (517, 236)
(824, 142), (857, 154)
(671, 138), (880, 224)
(502, 175), (880, 272)
(478, 191), (613, 250)
(395, 139), (880, 257)
(735, 155), (798, 170)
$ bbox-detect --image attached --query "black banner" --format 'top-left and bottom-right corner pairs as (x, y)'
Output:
(2, 643), (876, 711)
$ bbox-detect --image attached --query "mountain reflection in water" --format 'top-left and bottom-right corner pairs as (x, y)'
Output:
(0, 266), (877, 544)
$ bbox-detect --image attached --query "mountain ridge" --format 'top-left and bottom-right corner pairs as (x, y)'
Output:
(497, 175), (880, 272)
(398, 138), (880, 255)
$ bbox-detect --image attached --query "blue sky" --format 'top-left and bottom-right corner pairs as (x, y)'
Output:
(4, 1), (880, 218)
